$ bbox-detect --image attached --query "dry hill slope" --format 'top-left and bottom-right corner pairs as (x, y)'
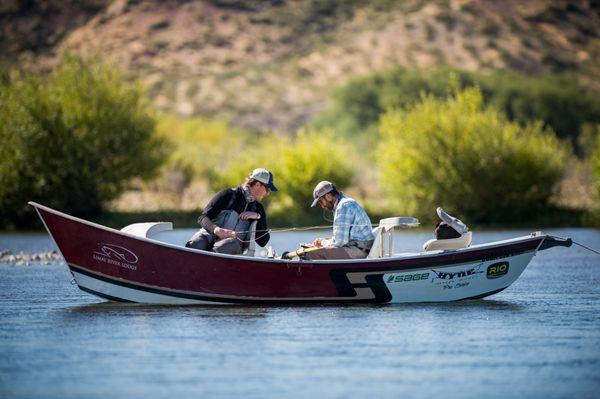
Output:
(2, 0), (599, 132)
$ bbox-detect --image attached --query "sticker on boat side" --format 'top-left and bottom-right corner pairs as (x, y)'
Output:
(92, 243), (139, 271)
(486, 262), (509, 279)
(431, 265), (483, 280)
(430, 264), (484, 290)
(386, 272), (430, 283)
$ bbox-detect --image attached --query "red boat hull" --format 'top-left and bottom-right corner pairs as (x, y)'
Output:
(31, 203), (563, 304)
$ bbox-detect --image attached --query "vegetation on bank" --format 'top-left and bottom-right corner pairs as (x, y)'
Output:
(0, 55), (168, 229)
(379, 88), (569, 224)
(314, 68), (600, 151)
(209, 129), (356, 226)
(1, 54), (599, 229)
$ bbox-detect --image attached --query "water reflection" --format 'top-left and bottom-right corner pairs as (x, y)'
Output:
(64, 297), (526, 317)
(64, 302), (272, 319)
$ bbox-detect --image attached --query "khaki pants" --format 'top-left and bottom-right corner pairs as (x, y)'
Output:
(304, 245), (367, 260)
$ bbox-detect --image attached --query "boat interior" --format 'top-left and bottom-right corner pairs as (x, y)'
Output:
(120, 213), (474, 260)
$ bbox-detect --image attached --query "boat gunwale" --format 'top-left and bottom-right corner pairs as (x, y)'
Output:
(28, 201), (545, 266)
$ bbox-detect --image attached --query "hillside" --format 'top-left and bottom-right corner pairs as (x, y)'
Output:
(2, 0), (599, 132)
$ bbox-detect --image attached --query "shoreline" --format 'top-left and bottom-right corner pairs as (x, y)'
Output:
(0, 249), (64, 266)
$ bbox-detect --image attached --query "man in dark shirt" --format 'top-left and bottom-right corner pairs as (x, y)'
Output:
(185, 168), (276, 254)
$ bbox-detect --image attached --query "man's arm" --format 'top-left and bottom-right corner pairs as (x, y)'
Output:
(198, 189), (235, 233)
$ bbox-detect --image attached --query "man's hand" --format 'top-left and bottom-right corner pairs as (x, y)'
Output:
(239, 211), (261, 221)
(214, 227), (237, 240)
(312, 237), (325, 248)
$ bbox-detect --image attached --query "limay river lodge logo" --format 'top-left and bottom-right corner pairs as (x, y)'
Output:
(93, 243), (139, 270)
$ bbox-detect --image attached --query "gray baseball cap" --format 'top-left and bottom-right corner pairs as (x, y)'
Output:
(311, 180), (336, 207)
(250, 168), (278, 191)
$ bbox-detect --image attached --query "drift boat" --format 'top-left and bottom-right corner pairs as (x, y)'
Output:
(30, 201), (571, 304)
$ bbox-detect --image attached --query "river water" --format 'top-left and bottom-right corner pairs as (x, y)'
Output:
(1, 228), (599, 399)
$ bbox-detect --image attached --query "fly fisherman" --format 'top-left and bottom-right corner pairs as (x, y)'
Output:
(304, 181), (374, 260)
(185, 168), (277, 254)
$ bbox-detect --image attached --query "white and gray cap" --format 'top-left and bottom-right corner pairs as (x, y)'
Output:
(249, 168), (278, 191)
(311, 180), (336, 207)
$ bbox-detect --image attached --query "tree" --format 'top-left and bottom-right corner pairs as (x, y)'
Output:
(0, 54), (169, 228)
(378, 88), (570, 223)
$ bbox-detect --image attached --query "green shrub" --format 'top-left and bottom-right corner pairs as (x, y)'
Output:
(0, 54), (168, 228)
(210, 129), (356, 225)
(378, 88), (570, 223)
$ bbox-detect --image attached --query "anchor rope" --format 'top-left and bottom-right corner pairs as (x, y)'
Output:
(572, 240), (600, 256)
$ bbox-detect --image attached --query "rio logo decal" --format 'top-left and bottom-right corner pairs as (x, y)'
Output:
(486, 262), (509, 279)
(93, 243), (139, 270)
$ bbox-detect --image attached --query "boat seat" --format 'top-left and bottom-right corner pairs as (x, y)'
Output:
(423, 231), (472, 252)
(121, 222), (173, 238)
(367, 217), (420, 258)
(367, 226), (386, 259)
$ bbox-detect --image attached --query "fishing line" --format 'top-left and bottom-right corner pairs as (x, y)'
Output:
(572, 240), (600, 256)
(237, 222), (380, 235)
(322, 209), (334, 223)
(234, 222), (379, 243)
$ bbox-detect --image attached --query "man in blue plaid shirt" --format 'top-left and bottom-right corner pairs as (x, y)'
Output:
(305, 181), (374, 260)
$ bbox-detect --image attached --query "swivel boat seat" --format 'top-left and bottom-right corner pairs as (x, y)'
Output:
(422, 208), (472, 252)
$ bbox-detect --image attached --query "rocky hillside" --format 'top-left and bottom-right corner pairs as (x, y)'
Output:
(2, 0), (599, 132)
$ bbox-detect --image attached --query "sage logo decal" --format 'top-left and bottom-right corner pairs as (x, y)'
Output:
(93, 243), (138, 270)
(387, 272), (430, 283)
(486, 262), (509, 279)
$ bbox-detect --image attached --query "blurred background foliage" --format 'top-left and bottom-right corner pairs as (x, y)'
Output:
(1, 53), (599, 229)
(0, 54), (168, 228)
(208, 129), (356, 226)
(378, 88), (569, 224)
(313, 68), (600, 153)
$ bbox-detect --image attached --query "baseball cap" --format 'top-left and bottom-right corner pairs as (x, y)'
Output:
(249, 168), (278, 191)
(311, 180), (336, 207)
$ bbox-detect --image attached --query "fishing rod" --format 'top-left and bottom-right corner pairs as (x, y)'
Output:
(279, 246), (322, 260)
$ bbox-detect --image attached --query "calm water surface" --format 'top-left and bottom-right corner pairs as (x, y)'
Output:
(1, 228), (599, 399)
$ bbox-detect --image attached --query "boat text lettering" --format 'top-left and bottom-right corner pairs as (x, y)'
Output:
(387, 272), (430, 283)
(486, 262), (509, 279)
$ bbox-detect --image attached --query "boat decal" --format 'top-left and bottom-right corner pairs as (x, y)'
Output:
(430, 264), (484, 290)
(92, 243), (139, 270)
(386, 272), (431, 283)
(329, 270), (392, 302)
(486, 262), (509, 279)
(431, 264), (484, 280)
